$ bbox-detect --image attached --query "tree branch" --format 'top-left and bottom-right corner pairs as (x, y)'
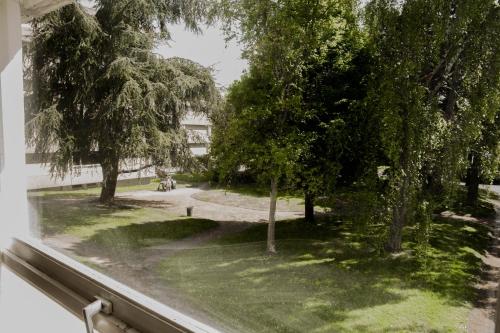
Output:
(119, 164), (154, 174)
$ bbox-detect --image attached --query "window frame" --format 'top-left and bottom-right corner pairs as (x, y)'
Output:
(0, 2), (220, 332)
(2, 237), (220, 333)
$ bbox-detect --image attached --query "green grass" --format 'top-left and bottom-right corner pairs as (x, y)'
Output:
(31, 195), (166, 238)
(216, 183), (302, 199)
(82, 218), (218, 250)
(30, 184), (218, 246)
(158, 216), (492, 333)
(437, 187), (498, 219)
(30, 182), (160, 199)
(173, 172), (211, 184)
(30, 182), (496, 332)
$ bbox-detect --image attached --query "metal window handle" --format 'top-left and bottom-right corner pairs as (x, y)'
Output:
(83, 297), (113, 333)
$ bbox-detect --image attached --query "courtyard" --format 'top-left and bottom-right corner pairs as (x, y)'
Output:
(28, 180), (500, 333)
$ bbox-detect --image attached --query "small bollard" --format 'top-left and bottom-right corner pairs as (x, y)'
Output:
(187, 206), (193, 216)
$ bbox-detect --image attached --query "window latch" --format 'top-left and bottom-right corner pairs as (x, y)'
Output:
(83, 297), (113, 333)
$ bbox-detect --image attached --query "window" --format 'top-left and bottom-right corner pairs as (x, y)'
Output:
(1, 1), (222, 332)
(3, 1), (500, 333)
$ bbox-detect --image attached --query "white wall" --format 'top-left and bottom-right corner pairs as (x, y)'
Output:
(0, 0), (29, 244)
(182, 111), (211, 156)
(26, 163), (156, 190)
(0, 267), (85, 333)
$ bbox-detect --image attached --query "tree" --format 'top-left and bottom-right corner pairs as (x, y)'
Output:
(298, 38), (374, 223)
(465, 113), (500, 206)
(213, 0), (361, 251)
(365, 0), (500, 252)
(26, 2), (219, 203)
(211, 68), (302, 253)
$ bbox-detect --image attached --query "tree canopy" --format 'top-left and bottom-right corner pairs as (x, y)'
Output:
(366, 0), (500, 251)
(28, 0), (499, 254)
(211, 0), (366, 252)
(27, 1), (220, 203)
(212, 0), (499, 253)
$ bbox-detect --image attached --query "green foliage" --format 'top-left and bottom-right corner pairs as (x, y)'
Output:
(212, 0), (367, 195)
(471, 113), (500, 184)
(211, 70), (302, 185)
(172, 172), (211, 184)
(441, 186), (498, 220)
(365, 0), (500, 250)
(26, 2), (220, 201)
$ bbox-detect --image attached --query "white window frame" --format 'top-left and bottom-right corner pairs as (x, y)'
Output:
(0, 2), (220, 332)
(3, 237), (219, 333)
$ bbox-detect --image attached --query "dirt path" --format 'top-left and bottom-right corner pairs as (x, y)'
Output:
(467, 186), (500, 333)
(116, 185), (304, 222)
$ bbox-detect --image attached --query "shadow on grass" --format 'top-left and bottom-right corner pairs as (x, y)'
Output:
(71, 218), (219, 259)
(30, 194), (174, 236)
(433, 186), (498, 219)
(156, 214), (492, 332)
(31, 183), (494, 332)
(223, 217), (491, 305)
(159, 237), (406, 333)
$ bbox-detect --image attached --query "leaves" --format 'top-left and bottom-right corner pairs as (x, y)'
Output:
(27, 1), (220, 179)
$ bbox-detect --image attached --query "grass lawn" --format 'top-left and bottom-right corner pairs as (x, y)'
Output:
(29, 183), (218, 247)
(173, 172), (211, 184)
(158, 215), (493, 333)
(29, 182), (497, 332)
(446, 188), (499, 219)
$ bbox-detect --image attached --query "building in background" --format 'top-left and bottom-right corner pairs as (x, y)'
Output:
(181, 110), (211, 156)
(25, 111), (212, 190)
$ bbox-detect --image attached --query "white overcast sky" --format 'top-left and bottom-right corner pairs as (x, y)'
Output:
(156, 24), (248, 89)
(79, 0), (248, 89)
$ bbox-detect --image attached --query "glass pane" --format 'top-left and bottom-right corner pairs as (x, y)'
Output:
(22, 1), (500, 333)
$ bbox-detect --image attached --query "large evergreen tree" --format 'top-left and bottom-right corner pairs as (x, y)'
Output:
(27, 2), (219, 203)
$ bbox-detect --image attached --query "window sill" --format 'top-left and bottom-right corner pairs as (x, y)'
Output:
(1, 238), (219, 333)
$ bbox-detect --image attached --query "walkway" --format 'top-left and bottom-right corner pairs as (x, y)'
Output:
(117, 186), (304, 223)
(468, 185), (500, 333)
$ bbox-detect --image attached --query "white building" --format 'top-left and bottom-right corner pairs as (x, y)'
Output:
(25, 111), (211, 190)
(181, 110), (211, 156)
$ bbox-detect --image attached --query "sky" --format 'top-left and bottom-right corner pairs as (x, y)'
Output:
(155, 24), (248, 90)
(79, 0), (248, 89)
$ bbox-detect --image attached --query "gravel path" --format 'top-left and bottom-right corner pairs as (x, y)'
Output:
(116, 186), (304, 222)
(467, 185), (500, 333)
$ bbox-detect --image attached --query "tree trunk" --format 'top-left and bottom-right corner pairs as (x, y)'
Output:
(386, 203), (406, 253)
(267, 177), (278, 254)
(466, 152), (481, 207)
(304, 191), (315, 223)
(100, 157), (119, 204)
(386, 106), (410, 253)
